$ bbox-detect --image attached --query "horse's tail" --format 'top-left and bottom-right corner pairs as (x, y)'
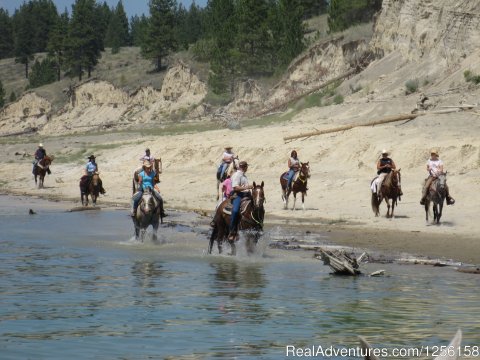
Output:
(371, 192), (380, 216)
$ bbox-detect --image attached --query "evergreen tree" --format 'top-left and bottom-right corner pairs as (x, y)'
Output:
(276, 0), (305, 67)
(0, 79), (5, 108)
(0, 9), (14, 59)
(13, 3), (36, 78)
(29, 0), (59, 53)
(96, 1), (113, 48)
(105, 1), (130, 53)
(185, 1), (204, 45)
(66, 0), (102, 80)
(47, 9), (69, 81)
(9, 91), (17, 103)
(28, 57), (57, 88)
(234, 0), (272, 76)
(130, 15), (149, 47)
(175, 4), (189, 50)
(141, 0), (178, 72)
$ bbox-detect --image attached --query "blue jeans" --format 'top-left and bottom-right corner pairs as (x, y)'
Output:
(229, 192), (248, 233)
(287, 169), (296, 188)
(218, 163), (228, 180)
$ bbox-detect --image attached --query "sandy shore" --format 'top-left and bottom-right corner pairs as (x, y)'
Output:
(1, 96), (480, 265)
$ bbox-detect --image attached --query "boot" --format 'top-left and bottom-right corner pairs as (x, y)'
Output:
(420, 197), (426, 205)
(100, 187), (106, 195)
(47, 168), (51, 175)
(446, 196), (455, 205)
(130, 207), (136, 217)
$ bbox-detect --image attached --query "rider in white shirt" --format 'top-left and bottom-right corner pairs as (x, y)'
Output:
(420, 149), (455, 205)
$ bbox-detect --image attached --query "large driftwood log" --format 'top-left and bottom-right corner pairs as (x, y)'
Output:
(316, 248), (363, 275)
(283, 108), (464, 142)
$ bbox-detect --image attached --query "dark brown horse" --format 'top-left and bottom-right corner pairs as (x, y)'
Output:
(33, 155), (53, 188)
(209, 181), (265, 256)
(424, 173), (447, 224)
(80, 173), (101, 206)
(371, 169), (401, 218)
(133, 187), (163, 242)
(280, 162), (310, 210)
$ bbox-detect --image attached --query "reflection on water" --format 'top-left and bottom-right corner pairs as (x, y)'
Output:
(0, 206), (479, 359)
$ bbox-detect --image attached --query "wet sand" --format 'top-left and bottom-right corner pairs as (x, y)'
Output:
(3, 193), (478, 265)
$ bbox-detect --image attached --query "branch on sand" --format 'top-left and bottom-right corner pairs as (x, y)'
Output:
(283, 106), (473, 143)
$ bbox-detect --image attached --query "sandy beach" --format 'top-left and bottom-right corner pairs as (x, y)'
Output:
(2, 103), (479, 264)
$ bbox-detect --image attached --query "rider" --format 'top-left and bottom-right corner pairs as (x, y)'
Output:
(32, 143), (50, 175)
(228, 161), (253, 241)
(372, 149), (402, 198)
(140, 148), (155, 163)
(217, 146), (235, 180)
(420, 149), (455, 205)
(287, 150), (300, 190)
(84, 154), (106, 194)
(131, 160), (167, 218)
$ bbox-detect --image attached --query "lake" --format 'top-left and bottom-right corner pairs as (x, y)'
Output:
(0, 196), (479, 359)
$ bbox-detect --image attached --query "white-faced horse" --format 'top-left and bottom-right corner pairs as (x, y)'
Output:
(132, 187), (163, 242)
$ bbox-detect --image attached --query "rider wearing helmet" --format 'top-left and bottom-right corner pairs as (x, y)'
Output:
(420, 149), (455, 205)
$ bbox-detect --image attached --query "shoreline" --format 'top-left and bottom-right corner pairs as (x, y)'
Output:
(3, 191), (478, 265)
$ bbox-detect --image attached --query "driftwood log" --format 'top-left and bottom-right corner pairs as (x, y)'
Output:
(316, 248), (364, 275)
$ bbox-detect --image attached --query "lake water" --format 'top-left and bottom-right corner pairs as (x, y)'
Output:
(1, 197), (479, 359)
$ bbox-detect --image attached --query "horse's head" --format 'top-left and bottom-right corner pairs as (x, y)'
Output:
(437, 173), (447, 190)
(300, 162), (310, 178)
(140, 187), (156, 214)
(91, 173), (100, 186)
(252, 181), (265, 209)
(42, 155), (53, 166)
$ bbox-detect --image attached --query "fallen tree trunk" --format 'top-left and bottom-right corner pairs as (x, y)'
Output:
(283, 108), (463, 142)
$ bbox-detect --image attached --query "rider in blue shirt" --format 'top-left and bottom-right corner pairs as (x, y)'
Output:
(131, 160), (167, 218)
(84, 155), (106, 194)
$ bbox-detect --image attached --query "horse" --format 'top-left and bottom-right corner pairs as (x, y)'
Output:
(209, 181), (265, 256)
(80, 173), (101, 206)
(371, 169), (401, 218)
(132, 187), (164, 242)
(132, 158), (162, 194)
(33, 155), (53, 189)
(424, 173), (447, 224)
(216, 157), (239, 201)
(280, 162), (310, 210)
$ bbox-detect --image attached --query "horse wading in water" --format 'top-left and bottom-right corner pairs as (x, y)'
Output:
(133, 187), (163, 242)
(371, 169), (401, 218)
(80, 173), (101, 206)
(209, 181), (265, 256)
(424, 173), (447, 224)
(280, 162), (310, 210)
(34, 155), (53, 188)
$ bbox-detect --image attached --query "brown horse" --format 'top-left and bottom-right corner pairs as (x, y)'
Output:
(133, 187), (163, 242)
(424, 173), (447, 224)
(80, 173), (101, 206)
(209, 181), (265, 256)
(280, 162), (310, 210)
(33, 155), (53, 188)
(371, 169), (401, 218)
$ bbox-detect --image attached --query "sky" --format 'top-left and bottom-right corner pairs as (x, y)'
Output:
(0, 0), (208, 18)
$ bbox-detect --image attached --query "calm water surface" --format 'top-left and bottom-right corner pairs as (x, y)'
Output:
(1, 198), (479, 359)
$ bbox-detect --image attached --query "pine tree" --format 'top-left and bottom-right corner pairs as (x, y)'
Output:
(0, 80), (5, 108)
(130, 15), (149, 47)
(9, 91), (17, 103)
(185, 1), (204, 45)
(276, 0), (305, 67)
(29, 0), (59, 53)
(13, 3), (36, 78)
(66, 0), (102, 80)
(47, 9), (69, 81)
(0, 9), (14, 59)
(28, 57), (57, 88)
(141, 0), (178, 72)
(105, 0), (130, 53)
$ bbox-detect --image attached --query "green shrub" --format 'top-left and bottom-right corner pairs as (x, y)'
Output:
(333, 94), (344, 104)
(405, 79), (419, 95)
(464, 70), (480, 84)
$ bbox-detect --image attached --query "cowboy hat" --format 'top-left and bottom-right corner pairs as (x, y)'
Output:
(143, 160), (152, 168)
(225, 146), (233, 149)
(381, 149), (389, 155)
(145, 148), (150, 152)
(430, 149), (439, 155)
(87, 154), (96, 160)
(239, 161), (248, 168)
(38, 143), (43, 147)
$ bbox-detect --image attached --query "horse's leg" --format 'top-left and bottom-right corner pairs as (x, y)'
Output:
(385, 199), (391, 218)
(208, 225), (218, 254)
(302, 192), (305, 211)
(292, 192), (297, 211)
(152, 221), (159, 242)
(438, 202), (443, 224)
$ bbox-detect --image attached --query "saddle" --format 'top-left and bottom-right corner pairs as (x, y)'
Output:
(282, 171), (299, 181)
(223, 197), (251, 215)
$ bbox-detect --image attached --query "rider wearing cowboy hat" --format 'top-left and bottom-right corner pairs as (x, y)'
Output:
(420, 149), (455, 205)
(131, 160), (167, 218)
(32, 143), (50, 175)
(228, 160), (254, 240)
(217, 146), (236, 181)
(372, 149), (402, 198)
(85, 154), (106, 194)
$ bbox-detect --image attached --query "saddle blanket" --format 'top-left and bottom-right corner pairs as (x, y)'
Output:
(223, 197), (251, 215)
(282, 172), (300, 182)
